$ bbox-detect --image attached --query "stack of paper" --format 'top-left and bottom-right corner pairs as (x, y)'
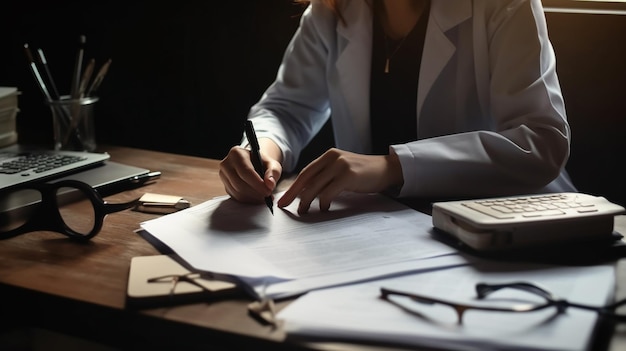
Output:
(138, 191), (617, 350)
(277, 261), (615, 351)
(139, 191), (464, 299)
(0, 87), (19, 147)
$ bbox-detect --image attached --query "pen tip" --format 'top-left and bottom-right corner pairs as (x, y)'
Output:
(266, 198), (274, 215)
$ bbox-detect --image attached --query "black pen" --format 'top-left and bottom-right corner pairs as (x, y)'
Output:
(244, 120), (274, 215)
(36, 48), (61, 99)
(96, 171), (161, 197)
(23, 44), (52, 101)
(35, 46), (84, 150)
(128, 171), (162, 186)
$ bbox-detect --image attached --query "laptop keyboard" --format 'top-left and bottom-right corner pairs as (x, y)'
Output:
(0, 147), (110, 192)
(0, 152), (87, 175)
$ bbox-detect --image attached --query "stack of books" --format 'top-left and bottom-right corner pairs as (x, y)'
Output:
(0, 87), (19, 147)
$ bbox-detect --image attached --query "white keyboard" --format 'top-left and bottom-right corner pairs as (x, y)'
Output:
(432, 192), (626, 251)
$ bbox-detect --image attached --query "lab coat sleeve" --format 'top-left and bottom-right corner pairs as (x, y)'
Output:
(392, 0), (571, 198)
(244, 3), (334, 172)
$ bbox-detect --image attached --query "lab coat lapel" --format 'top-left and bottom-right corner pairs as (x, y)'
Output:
(336, 1), (373, 152)
(418, 1), (471, 119)
(334, 1), (472, 149)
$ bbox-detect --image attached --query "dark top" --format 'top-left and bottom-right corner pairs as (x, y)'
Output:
(369, 1), (430, 155)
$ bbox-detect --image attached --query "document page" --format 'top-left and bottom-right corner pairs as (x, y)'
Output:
(278, 261), (615, 351)
(140, 192), (461, 297)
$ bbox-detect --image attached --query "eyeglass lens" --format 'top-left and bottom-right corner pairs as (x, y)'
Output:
(56, 185), (96, 235)
(381, 285), (552, 325)
(0, 186), (97, 237)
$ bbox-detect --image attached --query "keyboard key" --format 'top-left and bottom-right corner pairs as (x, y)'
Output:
(0, 153), (85, 174)
(462, 202), (516, 219)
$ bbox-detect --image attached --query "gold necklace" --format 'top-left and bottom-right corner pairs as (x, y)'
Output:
(380, 0), (427, 73)
(384, 34), (408, 74)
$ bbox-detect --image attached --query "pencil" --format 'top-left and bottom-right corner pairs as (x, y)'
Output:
(70, 35), (86, 99)
(86, 58), (111, 97)
(78, 58), (95, 97)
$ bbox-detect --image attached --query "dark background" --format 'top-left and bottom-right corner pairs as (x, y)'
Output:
(0, 1), (311, 159)
(1, 1), (625, 206)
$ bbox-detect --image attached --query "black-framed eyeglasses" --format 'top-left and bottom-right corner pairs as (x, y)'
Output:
(380, 281), (626, 325)
(0, 179), (138, 241)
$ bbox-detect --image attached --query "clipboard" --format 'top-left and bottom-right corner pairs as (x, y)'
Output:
(126, 255), (240, 309)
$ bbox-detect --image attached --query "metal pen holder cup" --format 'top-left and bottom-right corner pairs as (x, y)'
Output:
(46, 95), (99, 152)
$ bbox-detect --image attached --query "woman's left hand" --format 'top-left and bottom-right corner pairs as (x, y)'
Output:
(278, 148), (403, 214)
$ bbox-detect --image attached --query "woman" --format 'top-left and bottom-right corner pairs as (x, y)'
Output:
(219, 0), (576, 214)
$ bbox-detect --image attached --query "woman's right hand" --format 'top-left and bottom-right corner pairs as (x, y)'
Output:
(218, 139), (283, 204)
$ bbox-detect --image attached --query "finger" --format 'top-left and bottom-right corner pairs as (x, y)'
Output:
(219, 168), (236, 197)
(234, 150), (274, 197)
(295, 159), (348, 213)
(220, 147), (269, 202)
(277, 168), (317, 209)
(315, 172), (352, 211)
(219, 156), (243, 197)
(264, 159), (282, 191)
(295, 171), (335, 214)
(220, 166), (264, 203)
(278, 153), (332, 208)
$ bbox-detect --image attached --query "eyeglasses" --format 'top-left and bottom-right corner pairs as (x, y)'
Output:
(380, 281), (626, 325)
(0, 179), (138, 241)
(246, 282), (281, 328)
(148, 273), (209, 296)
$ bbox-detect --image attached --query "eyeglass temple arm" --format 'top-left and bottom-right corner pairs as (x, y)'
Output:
(476, 282), (571, 314)
(476, 282), (557, 301)
(380, 287), (470, 325)
(103, 197), (140, 214)
(605, 298), (626, 310)
(147, 273), (213, 293)
(380, 287), (435, 304)
(479, 282), (626, 320)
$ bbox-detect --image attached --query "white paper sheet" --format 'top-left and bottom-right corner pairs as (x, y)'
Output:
(140, 192), (461, 298)
(278, 261), (615, 351)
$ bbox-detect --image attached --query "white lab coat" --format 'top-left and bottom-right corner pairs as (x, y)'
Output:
(247, 0), (576, 198)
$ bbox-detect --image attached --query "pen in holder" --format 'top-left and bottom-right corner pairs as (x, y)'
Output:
(46, 95), (98, 152)
(24, 36), (111, 152)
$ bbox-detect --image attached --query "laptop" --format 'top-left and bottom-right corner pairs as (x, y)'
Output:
(1, 144), (154, 192)
(1, 144), (156, 222)
(1, 144), (111, 190)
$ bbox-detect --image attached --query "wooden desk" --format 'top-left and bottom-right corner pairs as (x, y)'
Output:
(0, 146), (293, 350)
(1, 145), (625, 350)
